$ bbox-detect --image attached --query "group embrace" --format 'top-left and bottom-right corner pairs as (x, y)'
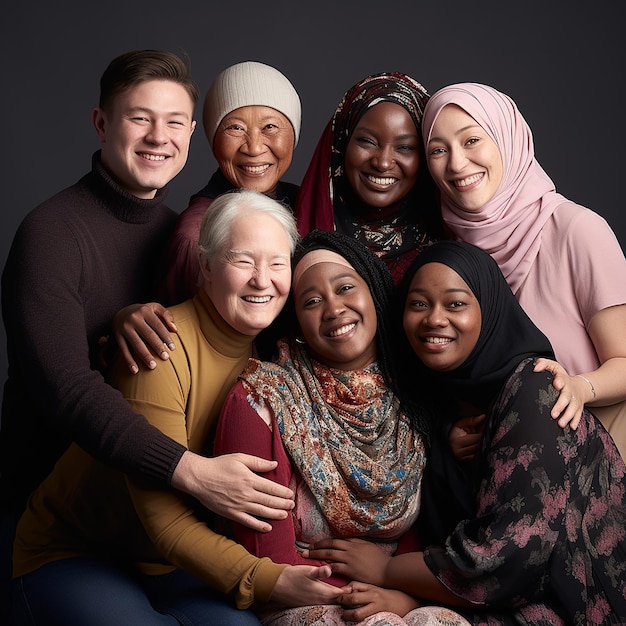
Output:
(1, 49), (626, 625)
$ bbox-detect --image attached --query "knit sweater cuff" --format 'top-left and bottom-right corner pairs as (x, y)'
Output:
(248, 559), (288, 608)
(142, 435), (187, 487)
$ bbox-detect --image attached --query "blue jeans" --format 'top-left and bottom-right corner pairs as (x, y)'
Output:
(12, 557), (261, 625)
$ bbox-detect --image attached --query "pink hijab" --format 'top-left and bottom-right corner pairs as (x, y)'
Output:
(421, 83), (567, 293)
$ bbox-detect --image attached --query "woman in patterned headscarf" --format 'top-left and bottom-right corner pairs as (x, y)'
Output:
(295, 73), (444, 285)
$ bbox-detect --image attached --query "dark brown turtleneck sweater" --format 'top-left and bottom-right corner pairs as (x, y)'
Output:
(0, 151), (184, 514)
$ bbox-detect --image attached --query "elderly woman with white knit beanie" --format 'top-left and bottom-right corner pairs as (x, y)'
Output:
(162, 61), (302, 306)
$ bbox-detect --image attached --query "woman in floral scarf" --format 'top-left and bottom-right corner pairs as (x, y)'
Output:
(214, 230), (469, 625)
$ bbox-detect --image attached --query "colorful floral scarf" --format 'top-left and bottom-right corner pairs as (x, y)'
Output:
(240, 339), (424, 538)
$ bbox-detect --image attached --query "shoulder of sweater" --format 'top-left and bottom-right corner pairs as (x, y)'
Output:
(178, 195), (213, 218)
(19, 176), (89, 221)
(21, 180), (176, 225)
(168, 298), (199, 324)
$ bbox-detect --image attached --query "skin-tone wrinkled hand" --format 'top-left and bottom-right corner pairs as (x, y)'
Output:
(270, 564), (340, 607)
(112, 302), (178, 373)
(338, 582), (420, 622)
(171, 451), (295, 532)
(449, 413), (486, 461)
(533, 358), (591, 429)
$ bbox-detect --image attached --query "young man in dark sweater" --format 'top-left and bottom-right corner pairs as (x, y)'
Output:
(0, 49), (294, 621)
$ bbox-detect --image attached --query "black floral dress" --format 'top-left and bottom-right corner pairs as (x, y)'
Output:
(423, 360), (626, 625)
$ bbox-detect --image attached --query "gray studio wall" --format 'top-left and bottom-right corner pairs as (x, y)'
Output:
(1, 1), (623, 400)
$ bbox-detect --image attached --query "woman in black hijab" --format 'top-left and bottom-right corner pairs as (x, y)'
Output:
(308, 241), (626, 625)
(401, 239), (555, 548)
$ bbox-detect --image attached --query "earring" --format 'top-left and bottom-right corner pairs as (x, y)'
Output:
(295, 337), (306, 345)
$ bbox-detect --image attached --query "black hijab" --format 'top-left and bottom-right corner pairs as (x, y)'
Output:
(397, 240), (554, 410)
(395, 241), (555, 544)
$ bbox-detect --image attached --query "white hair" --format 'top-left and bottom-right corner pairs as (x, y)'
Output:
(198, 189), (299, 264)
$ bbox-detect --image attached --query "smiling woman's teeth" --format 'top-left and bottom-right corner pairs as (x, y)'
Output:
(329, 323), (356, 337)
(243, 295), (271, 303)
(424, 336), (451, 344)
(242, 164), (270, 173)
(455, 173), (483, 187)
(367, 175), (396, 186)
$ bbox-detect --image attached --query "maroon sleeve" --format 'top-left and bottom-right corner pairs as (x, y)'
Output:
(214, 382), (336, 573)
(159, 197), (212, 305)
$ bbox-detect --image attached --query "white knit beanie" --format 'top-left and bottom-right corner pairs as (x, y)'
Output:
(203, 61), (302, 148)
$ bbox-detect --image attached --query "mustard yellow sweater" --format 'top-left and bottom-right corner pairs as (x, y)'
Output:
(13, 289), (286, 609)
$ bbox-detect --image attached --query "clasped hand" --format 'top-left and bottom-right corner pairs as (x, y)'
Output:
(303, 537), (390, 587)
(302, 539), (419, 619)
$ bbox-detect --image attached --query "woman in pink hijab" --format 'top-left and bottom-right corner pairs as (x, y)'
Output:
(421, 82), (626, 459)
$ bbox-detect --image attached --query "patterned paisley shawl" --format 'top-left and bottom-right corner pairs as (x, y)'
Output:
(240, 338), (425, 538)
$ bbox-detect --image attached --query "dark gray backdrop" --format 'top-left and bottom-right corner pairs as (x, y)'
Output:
(1, 1), (623, 397)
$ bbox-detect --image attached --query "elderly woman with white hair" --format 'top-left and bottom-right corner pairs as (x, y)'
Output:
(11, 190), (340, 625)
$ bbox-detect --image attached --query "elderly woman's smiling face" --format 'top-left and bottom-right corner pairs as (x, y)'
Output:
(201, 210), (293, 336)
(213, 105), (295, 194)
